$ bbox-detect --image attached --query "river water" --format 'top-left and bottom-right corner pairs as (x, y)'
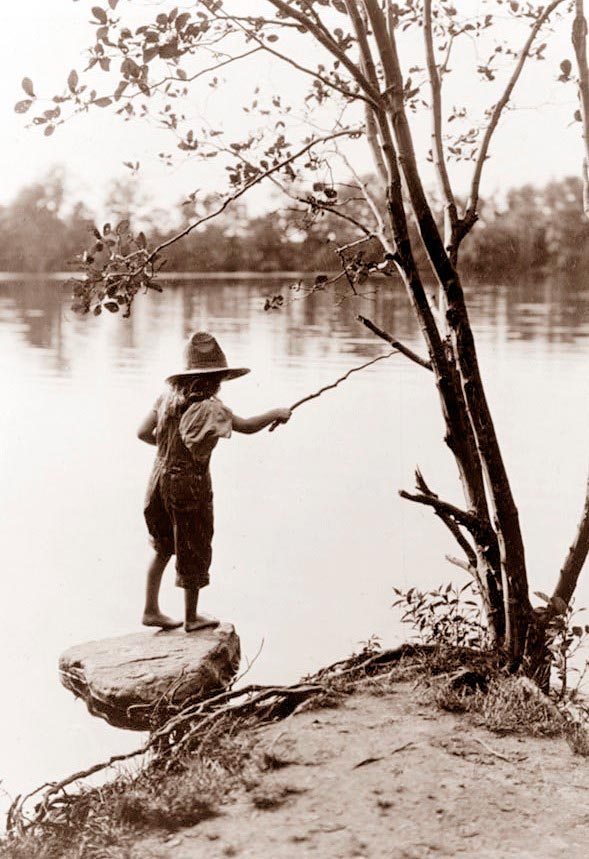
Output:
(1, 275), (589, 811)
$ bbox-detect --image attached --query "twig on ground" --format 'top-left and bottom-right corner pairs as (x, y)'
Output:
(390, 741), (416, 755)
(472, 736), (518, 763)
(353, 756), (383, 768)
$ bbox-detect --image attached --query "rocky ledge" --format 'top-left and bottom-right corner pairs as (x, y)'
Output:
(59, 623), (240, 731)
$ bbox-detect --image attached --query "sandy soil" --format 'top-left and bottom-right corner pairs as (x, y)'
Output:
(136, 682), (589, 859)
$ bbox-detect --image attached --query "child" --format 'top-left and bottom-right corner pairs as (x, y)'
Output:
(137, 331), (291, 632)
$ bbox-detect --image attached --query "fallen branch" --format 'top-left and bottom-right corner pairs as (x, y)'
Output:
(472, 736), (518, 764)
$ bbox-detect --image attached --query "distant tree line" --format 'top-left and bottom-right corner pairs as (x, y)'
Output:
(1, 169), (588, 278)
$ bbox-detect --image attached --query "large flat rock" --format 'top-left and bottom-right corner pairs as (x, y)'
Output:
(59, 623), (240, 731)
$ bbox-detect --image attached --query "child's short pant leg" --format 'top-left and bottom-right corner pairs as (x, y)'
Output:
(172, 503), (213, 590)
(144, 480), (174, 558)
(146, 471), (214, 590)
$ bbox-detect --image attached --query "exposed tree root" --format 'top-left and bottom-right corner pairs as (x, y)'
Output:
(6, 643), (431, 837)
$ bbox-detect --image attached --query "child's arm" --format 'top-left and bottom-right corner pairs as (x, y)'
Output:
(232, 408), (291, 435)
(137, 409), (158, 445)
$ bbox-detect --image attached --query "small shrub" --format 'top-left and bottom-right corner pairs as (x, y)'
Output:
(392, 581), (487, 649)
(534, 593), (589, 700)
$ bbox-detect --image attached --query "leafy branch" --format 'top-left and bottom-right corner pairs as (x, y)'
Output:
(71, 127), (361, 317)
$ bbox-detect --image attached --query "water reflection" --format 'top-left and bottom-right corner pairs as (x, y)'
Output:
(2, 274), (589, 815)
(4, 275), (589, 369)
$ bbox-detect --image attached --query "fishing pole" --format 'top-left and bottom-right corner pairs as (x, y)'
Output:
(269, 350), (397, 431)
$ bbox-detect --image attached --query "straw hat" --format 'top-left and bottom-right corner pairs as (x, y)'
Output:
(166, 332), (250, 384)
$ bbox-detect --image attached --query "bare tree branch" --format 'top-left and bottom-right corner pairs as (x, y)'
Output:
(339, 149), (394, 252)
(423, 0), (458, 251)
(403, 469), (502, 631)
(399, 488), (478, 532)
(267, 0), (381, 103)
(401, 469), (481, 585)
(447, 555), (477, 575)
(572, 0), (589, 217)
(464, 0), (567, 231)
(553, 473), (589, 605)
(358, 315), (432, 370)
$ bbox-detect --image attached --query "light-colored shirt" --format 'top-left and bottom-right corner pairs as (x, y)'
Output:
(179, 396), (233, 463)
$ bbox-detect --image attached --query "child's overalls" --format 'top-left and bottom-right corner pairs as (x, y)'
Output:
(144, 395), (232, 589)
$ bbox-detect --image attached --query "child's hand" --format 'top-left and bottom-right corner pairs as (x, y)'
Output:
(272, 408), (292, 424)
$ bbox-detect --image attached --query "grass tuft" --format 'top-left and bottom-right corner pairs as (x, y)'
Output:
(474, 676), (564, 737)
(564, 721), (589, 756)
(0, 737), (246, 859)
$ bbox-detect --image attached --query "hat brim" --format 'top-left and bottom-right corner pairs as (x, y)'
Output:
(166, 367), (250, 384)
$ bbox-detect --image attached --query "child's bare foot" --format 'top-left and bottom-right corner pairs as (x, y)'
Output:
(184, 614), (220, 633)
(142, 611), (182, 630)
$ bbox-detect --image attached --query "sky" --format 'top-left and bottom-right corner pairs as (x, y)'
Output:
(0, 0), (584, 218)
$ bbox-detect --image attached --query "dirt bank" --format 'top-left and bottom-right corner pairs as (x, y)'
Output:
(135, 681), (589, 859)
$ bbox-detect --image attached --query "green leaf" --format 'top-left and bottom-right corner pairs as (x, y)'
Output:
(14, 99), (33, 114)
(560, 59), (572, 77)
(534, 591), (550, 604)
(108, 0), (119, 9)
(44, 124), (55, 137)
(93, 97), (113, 107)
(68, 69), (79, 93)
(116, 219), (130, 235)
(92, 6), (107, 24)
(104, 301), (119, 313)
(22, 77), (35, 98)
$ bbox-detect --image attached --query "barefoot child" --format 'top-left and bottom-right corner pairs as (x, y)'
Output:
(137, 331), (291, 632)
